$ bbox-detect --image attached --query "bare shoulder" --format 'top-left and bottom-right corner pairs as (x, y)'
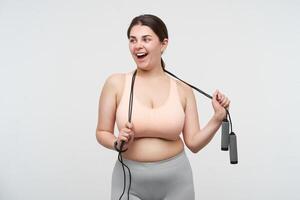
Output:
(173, 79), (194, 111)
(174, 79), (193, 95)
(105, 72), (124, 86)
(103, 72), (128, 106)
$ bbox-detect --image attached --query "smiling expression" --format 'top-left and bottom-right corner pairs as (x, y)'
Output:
(129, 25), (168, 70)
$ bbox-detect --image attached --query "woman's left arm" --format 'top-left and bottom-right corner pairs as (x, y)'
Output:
(182, 86), (230, 153)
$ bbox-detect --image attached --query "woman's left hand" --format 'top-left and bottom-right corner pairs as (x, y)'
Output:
(212, 89), (231, 122)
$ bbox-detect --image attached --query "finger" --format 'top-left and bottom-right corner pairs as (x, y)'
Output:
(216, 90), (222, 100)
(123, 128), (132, 133)
(120, 130), (127, 135)
(216, 93), (224, 103)
(121, 132), (132, 141)
(228, 100), (231, 106)
(213, 90), (218, 100)
(219, 93), (226, 102)
(215, 90), (219, 98)
(126, 122), (133, 129)
(119, 136), (129, 143)
(221, 95), (226, 102)
(225, 104), (230, 109)
(123, 132), (130, 137)
(224, 100), (230, 109)
(221, 101), (227, 108)
(222, 98), (230, 107)
(128, 131), (134, 136)
(218, 93), (226, 102)
(220, 98), (228, 107)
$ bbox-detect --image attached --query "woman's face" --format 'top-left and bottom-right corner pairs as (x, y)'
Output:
(129, 25), (167, 70)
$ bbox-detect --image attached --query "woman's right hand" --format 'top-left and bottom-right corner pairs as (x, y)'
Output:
(115, 122), (135, 150)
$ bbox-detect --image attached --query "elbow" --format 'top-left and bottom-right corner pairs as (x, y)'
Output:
(187, 140), (200, 154)
(190, 144), (205, 154)
(186, 130), (205, 154)
(96, 130), (103, 145)
(189, 146), (199, 154)
(187, 137), (205, 154)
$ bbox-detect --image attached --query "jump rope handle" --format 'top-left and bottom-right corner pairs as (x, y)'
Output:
(229, 132), (238, 164)
(221, 117), (238, 164)
(221, 119), (230, 151)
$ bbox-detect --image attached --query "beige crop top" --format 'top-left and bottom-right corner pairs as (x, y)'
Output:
(116, 71), (185, 140)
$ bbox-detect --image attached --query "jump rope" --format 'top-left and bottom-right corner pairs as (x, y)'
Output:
(114, 68), (238, 200)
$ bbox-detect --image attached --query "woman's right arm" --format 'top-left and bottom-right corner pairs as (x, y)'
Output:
(95, 73), (122, 151)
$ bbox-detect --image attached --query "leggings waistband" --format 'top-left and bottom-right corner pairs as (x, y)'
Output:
(118, 150), (187, 168)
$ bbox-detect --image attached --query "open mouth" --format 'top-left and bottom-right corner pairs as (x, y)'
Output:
(136, 52), (148, 59)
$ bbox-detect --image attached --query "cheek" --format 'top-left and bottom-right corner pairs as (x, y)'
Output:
(128, 45), (135, 54)
(146, 44), (160, 53)
(150, 46), (162, 56)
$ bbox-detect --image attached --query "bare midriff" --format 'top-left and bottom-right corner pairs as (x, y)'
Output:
(122, 137), (184, 162)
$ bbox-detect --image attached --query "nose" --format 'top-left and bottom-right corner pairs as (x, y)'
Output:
(134, 40), (143, 50)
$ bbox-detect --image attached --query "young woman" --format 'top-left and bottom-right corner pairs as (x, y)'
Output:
(96, 14), (230, 200)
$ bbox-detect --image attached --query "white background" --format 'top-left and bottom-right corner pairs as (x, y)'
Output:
(1, 0), (299, 199)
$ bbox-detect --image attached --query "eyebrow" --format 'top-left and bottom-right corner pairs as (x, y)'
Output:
(129, 35), (152, 39)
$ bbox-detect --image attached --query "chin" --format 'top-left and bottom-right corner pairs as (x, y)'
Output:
(136, 63), (151, 70)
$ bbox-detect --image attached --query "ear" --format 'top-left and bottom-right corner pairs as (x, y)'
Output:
(161, 38), (168, 54)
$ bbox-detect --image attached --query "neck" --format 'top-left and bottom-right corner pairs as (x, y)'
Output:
(136, 65), (165, 80)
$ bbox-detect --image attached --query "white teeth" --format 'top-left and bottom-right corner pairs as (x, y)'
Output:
(136, 52), (146, 56)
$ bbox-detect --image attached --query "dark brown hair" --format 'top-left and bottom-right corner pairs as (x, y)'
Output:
(127, 14), (168, 69)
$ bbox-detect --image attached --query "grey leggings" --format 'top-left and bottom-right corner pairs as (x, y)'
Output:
(111, 150), (195, 200)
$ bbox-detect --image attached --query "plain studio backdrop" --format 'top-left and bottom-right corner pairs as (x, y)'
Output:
(0, 0), (299, 199)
